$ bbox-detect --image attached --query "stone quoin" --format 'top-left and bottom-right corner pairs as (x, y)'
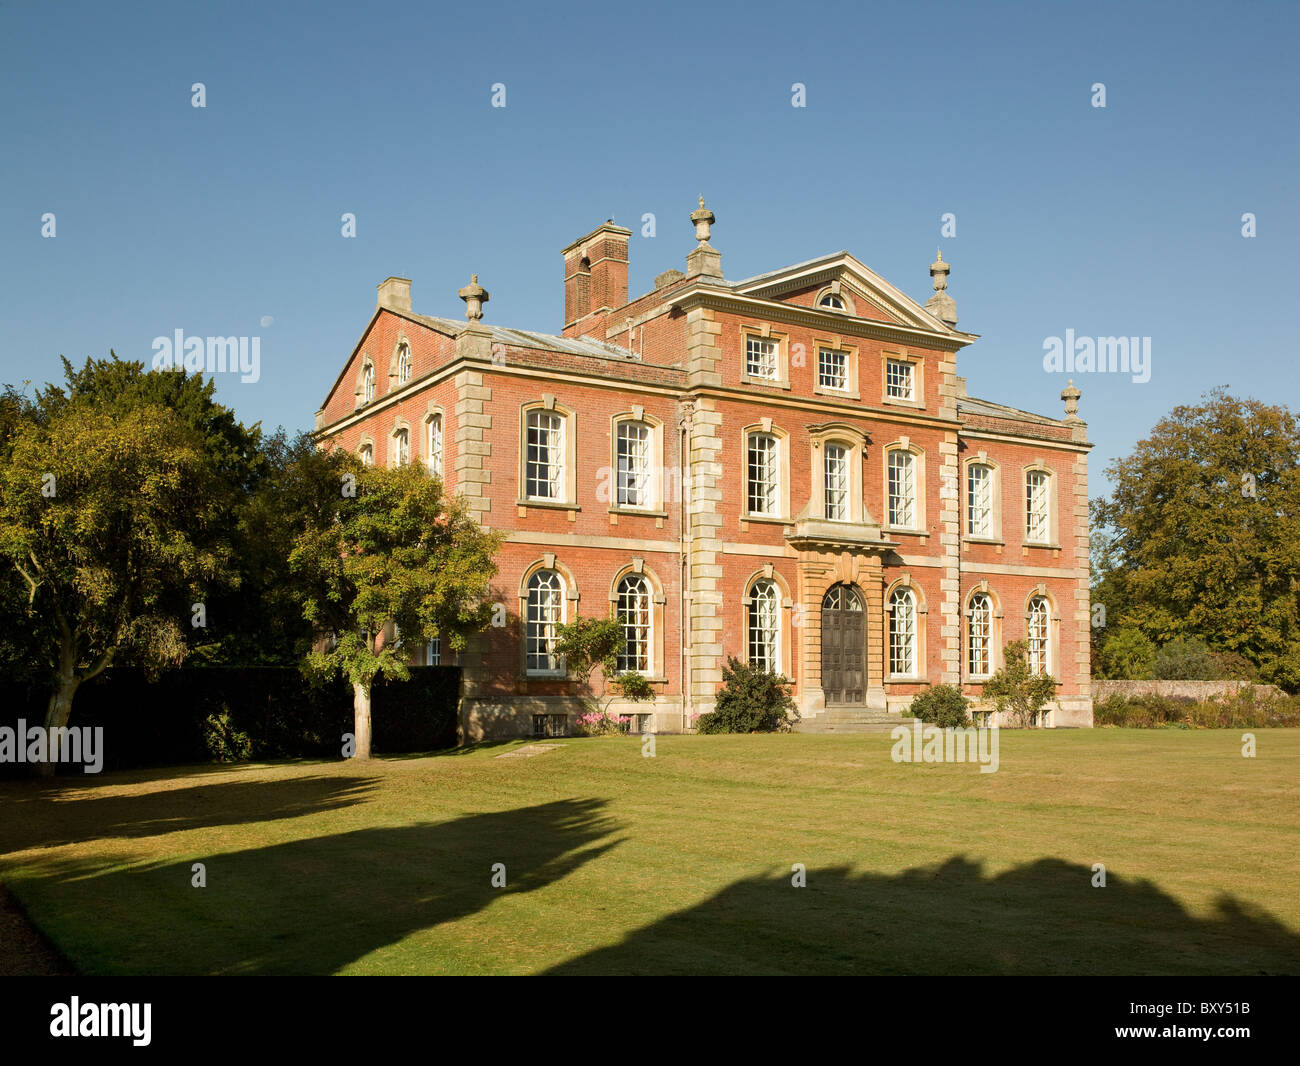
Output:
(313, 203), (1093, 739)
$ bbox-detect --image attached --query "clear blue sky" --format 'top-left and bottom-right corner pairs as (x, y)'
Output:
(2, 0), (1296, 494)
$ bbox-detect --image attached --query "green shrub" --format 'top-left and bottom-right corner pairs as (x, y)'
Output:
(1150, 638), (1218, 680)
(981, 641), (1057, 727)
(697, 657), (797, 734)
(908, 685), (970, 728)
(202, 708), (253, 762)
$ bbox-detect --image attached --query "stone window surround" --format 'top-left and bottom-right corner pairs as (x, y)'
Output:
(962, 451), (1003, 544)
(608, 558), (669, 682)
(742, 564), (794, 676)
(518, 395), (579, 509)
(742, 419), (791, 522)
(964, 581), (1004, 681)
(814, 280), (856, 316)
(740, 323), (791, 390)
(390, 334), (412, 389)
(609, 406), (666, 515)
(882, 437), (927, 536)
(812, 334), (861, 400)
(1023, 584), (1061, 681)
(422, 403), (445, 478)
(1022, 460), (1060, 547)
(355, 355), (377, 408)
(881, 349), (925, 410)
(884, 574), (929, 682)
(518, 554), (580, 678)
(808, 423), (867, 523)
(387, 417), (411, 468)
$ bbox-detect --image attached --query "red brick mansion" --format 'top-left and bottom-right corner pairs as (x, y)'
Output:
(314, 203), (1093, 738)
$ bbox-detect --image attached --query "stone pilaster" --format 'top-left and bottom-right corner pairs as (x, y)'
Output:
(938, 355), (962, 684)
(453, 368), (492, 519)
(686, 397), (724, 716)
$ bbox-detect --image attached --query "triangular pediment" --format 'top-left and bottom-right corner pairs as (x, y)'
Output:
(731, 251), (963, 336)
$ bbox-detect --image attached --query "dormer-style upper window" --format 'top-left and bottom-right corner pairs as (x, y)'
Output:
(363, 364), (376, 403)
(819, 293), (845, 310)
(397, 343), (411, 384)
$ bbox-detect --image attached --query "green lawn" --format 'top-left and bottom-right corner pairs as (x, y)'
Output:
(2, 730), (1298, 975)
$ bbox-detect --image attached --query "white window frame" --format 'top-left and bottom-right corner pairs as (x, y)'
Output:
(747, 432), (781, 517)
(526, 409), (566, 501)
(887, 449), (917, 530)
(888, 587), (917, 678)
(616, 420), (653, 510)
(747, 578), (782, 674)
(1025, 468), (1053, 544)
(391, 427), (410, 468)
(426, 413), (444, 478)
(616, 574), (652, 675)
(967, 591), (994, 679)
(1027, 595), (1051, 675)
(525, 569), (566, 676)
(397, 343), (412, 385)
(824, 443), (849, 521)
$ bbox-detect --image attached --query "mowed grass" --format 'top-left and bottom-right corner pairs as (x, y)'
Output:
(1, 729), (1298, 975)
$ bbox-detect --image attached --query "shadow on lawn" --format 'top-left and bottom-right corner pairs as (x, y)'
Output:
(0, 772), (381, 855)
(544, 855), (1300, 976)
(24, 797), (621, 975)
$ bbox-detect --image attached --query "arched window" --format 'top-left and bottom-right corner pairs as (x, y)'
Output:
(889, 587), (917, 678)
(616, 575), (651, 674)
(358, 443), (373, 467)
(968, 592), (992, 678)
(525, 570), (565, 674)
(824, 443), (849, 521)
(392, 427), (410, 468)
(748, 578), (781, 673)
(1027, 596), (1050, 674)
(427, 414), (443, 477)
(397, 343), (411, 384)
(819, 292), (846, 310)
(362, 363), (376, 403)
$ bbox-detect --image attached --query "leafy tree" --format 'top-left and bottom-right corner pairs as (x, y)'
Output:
(981, 641), (1058, 728)
(698, 657), (797, 733)
(290, 460), (501, 760)
(1091, 388), (1300, 691)
(0, 403), (233, 773)
(554, 615), (655, 730)
(1096, 626), (1156, 679)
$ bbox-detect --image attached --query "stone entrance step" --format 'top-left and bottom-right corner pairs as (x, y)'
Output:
(795, 710), (918, 735)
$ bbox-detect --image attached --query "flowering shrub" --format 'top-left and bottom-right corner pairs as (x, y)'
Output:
(572, 711), (632, 737)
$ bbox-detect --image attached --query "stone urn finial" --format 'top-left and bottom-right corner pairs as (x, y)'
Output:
(1061, 378), (1083, 422)
(924, 249), (957, 326)
(458, 274), (489, 321)
(690, 197), (715, 245)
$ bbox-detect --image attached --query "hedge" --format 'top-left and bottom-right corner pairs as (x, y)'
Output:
(1, 666), (461, 777)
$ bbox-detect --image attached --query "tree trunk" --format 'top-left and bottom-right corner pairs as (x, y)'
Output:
(352, 681), (373, 760)
(40, 661), (79, 779)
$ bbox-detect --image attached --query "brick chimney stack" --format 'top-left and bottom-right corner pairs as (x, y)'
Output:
(562, 221), (631, 337)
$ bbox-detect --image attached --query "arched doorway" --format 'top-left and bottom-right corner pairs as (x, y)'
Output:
(821, 584), (865, 705)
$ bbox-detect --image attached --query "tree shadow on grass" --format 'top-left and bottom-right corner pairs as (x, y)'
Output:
(17, 797), (620, 975)
(544, 856), (1300, 976)
(0, 772), (381, 854)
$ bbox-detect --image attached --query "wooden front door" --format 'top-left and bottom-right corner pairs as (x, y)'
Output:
(821, 584), (866, 705)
